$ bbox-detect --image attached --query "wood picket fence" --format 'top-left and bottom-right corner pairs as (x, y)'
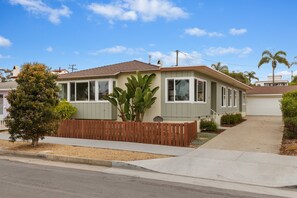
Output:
(56, 120), (197, 147)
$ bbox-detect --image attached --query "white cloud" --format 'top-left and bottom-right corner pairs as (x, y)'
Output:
(9, 0), (72, 24)
(205, 47), (252, 57)
(276, 70), (297, 76)
(0, 36), (12, 47)
(229, 28), (247, 35)
(46, 46), (53, 52)
(149, 51), (202, 66)
(91, 45), (145, 55)
(0, 54), (11, 59)
(185, 28), (224, 37)
(87, 0), (188, 22)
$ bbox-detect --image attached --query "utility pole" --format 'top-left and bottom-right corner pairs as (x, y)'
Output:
(148, 55), (152, 64)
(68, 64), (77, 73)
(176, 50), (179, 66)
(291, 70), (294, 81)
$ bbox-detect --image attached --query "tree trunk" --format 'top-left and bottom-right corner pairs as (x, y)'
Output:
(31, 137), (39, 147)
(272, 67), (275, 86)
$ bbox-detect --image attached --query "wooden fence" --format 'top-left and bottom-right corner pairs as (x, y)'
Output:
(56, 120), (197, 147)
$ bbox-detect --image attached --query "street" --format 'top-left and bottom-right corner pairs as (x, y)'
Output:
(0, 159), (284, 198)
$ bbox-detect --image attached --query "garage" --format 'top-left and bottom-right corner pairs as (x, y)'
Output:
(246, 86), (297, 116)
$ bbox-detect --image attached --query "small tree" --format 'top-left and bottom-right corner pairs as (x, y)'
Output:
(104, 72), (159, 122)
(244, 71), (259, 85)
(211, 62), (229, 72)
(55, 100), (77, 120)
(5, 63), (60, 147)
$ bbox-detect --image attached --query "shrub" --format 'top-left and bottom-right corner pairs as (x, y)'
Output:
(221, 113), (243, 125)
(200, 119), (218, 132)
(281, 91), (297, 118)
(55, 100), (77, 120)
(284, 117), (297, 134)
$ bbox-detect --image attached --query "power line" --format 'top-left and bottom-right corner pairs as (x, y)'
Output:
(68, 64), (77, 73)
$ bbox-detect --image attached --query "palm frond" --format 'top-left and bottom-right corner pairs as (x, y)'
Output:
(262, 50), (273, 58)
(275, 56), (290, 68)
(258, 57), (270, 68)
(274, 50), (287, 57)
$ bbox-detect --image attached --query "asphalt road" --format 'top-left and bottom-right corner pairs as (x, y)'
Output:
(0, 159), (284, 198)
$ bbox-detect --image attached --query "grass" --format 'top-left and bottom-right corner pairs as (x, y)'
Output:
(190, 132), (218, 148)
(0, 139), (172, 161)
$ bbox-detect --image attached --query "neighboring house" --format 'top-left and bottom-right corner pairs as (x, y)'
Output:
(0, 81), (18, 119)
(255, 75), (289, 86)
(57, 60), (251, 122)
(52, 68), (69, 75)
(246, 85), (297, 116)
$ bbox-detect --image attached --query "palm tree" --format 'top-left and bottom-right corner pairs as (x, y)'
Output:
(211, 62), (229, 72)
(290, 56), (297, 67)
(244, 71), (259, 84)
(258, 50), (290, 86)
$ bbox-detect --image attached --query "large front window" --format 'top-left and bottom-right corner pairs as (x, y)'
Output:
(167, 79), (189, 102)
(68, 79), (113, 102)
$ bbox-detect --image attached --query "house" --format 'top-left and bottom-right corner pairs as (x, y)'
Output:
(255, 75), (289, 86)
(246, 85), (297, 116)
(57, 60), (251, 123)
(0, 81), (18, 119)
(52, 68), (69, 75)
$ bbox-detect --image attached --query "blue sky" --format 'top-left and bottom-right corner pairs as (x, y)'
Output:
(0, 0), (297, 80)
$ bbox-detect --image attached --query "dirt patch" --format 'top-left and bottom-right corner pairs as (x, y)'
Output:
(280, 139), (297, 156)
(190, 132), (218, 148)
(0, 140), (171, 161)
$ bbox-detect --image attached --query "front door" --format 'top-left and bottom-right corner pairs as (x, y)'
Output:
(211, 82), (217, 114)
(239, 91), (242, 112)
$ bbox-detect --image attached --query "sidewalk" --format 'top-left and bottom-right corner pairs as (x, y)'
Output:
(127, 148), (297, 187)
(0, 132), (194, 156)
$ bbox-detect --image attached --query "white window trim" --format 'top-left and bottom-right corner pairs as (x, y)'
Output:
(221, 86), (226, 107)
(227, 88), (232, 107)
(58, 79), (115, 103)
(233, 89), (237, 107)
(194, 78), (207, 104)
(165, 77), (193, 103)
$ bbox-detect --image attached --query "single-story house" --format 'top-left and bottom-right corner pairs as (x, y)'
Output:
(246, 85), (297, 116)
(57, 60), (251, 122)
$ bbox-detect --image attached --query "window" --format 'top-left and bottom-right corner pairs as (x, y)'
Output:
(221, 86), (226, 107)
(233, 90), (237, 107)
(70, 82), (75, 101)
(58, 83), (67, 100)
(98, 81), (109, 100)
(228, 88), (232, 107)
(89, 81), (95, 101)
(194, 79), (206, 102)
(0, 95), (3, 115)
(166, 79), (190, 102)
(76, 82), (88, 101)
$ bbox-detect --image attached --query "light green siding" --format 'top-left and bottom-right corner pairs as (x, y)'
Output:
(161, 70), (246, 121)
(70, 102), (117, 120)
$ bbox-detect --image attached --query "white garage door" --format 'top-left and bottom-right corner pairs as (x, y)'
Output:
(247, 96), (282, 116)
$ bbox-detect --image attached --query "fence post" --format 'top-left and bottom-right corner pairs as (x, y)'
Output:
(184, 123), (189, 147)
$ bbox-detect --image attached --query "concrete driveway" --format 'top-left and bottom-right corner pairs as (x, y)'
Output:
(200, 116), (283, 154)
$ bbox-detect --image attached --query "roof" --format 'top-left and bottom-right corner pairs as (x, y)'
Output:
(160, 66), (251, 90)
(58, 60), (160, 80)
(0, 81), (18, 90)
(247, 85), (297, 95)
(255, 80), (288, 83)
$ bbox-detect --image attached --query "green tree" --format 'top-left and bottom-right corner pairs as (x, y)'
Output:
(104, 72), (159, 122)
(289, 75), (297, 86)
(224, 71), (249, 84)
(244, 71), (259, 85)
(290, 56), (297, 67)
(211, 62), (229, 72)
(5, 63), (60, 147)
(258, 50), (290, 86)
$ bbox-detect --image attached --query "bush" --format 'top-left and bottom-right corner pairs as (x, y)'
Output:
(55, 100), (77, 120)
(284, 117), (297, 134)
(281, 91), (297, 118)
(221, 113), (243, 125)
(200, 119), (218, 132)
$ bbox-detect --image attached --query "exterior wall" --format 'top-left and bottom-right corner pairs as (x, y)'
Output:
(70, 102), (116, 120)
(0, 91), (10, 119)
(116, 71), (162, 122)
(161, 70), (246, 122)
